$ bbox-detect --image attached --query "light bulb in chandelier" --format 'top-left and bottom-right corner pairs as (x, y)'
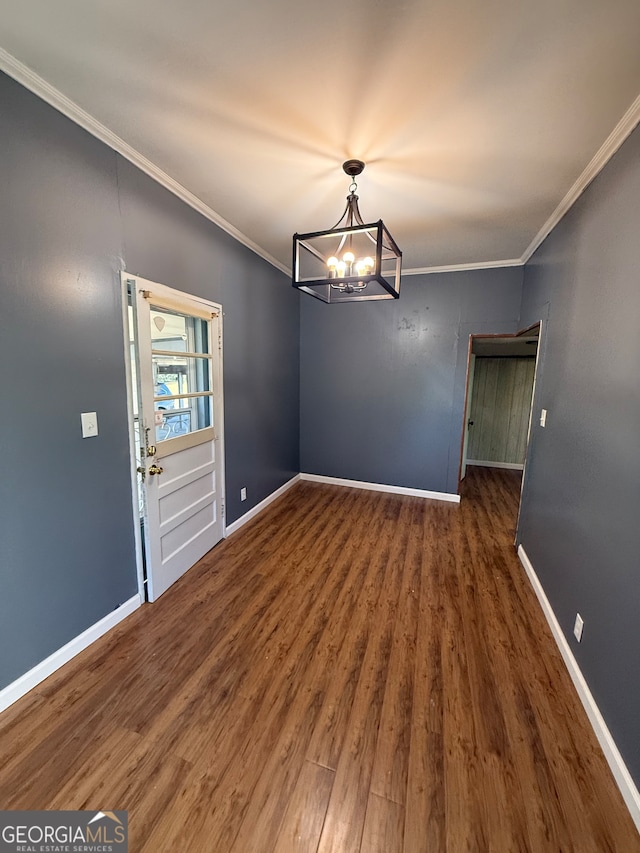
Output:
(326, 250), (375, 279)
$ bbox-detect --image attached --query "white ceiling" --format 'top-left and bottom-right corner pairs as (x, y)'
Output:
(1, 0), (640, 275)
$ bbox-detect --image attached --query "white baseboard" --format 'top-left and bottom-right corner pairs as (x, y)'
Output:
(517, 545), (640, 833)
(467, 460), (524, 471)
(0, 594), (142, 714)
(223, 471), (460, 538)
(300, 473), (461, 503)
(224, 474), (301, 536)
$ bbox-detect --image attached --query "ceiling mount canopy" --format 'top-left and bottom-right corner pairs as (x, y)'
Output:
(292, 160), (402, 303)
(342, 158), (366, 178)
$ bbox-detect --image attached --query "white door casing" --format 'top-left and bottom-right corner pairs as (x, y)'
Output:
(127, 274), (225, 602)
(460, 353), (476, 480)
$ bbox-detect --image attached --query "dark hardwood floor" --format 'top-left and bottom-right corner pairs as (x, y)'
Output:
(1, 467), (638, 852)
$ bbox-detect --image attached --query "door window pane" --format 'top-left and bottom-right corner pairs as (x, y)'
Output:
(149, 305), (213, 444)
(150, 307), (210, 355)
(153, 354), (211, 399)
(155, 394), (212, 443)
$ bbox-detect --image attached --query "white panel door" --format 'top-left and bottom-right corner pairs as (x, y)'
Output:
(129, 275), (224, 602)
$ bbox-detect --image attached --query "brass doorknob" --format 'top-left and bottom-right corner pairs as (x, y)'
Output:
(148, 464), (164, 476)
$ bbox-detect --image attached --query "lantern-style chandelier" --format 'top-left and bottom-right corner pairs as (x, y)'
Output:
(292, 160), (402, 303)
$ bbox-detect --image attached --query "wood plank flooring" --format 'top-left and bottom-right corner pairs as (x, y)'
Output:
(1, 467), (638, 852)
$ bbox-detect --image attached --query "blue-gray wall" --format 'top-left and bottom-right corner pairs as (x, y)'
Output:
(517, 123), (640, 782)
(300, 267), (524, 494)
(2, 63), (639, 801)
(0, 72), (134, 692)
(0, 72), (299, 691)
(116, 158), (300, 522)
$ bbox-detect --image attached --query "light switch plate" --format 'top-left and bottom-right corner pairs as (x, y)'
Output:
(81, 411), (98, 438)
(540, 408), (547, 427)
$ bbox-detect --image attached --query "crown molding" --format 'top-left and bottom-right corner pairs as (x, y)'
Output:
(406, 93), (640, 275)
(2, 48), (639, 279)
(403, 258), (524, 276)
(0, 48), (289, 276)
(522, 92), (640, 264)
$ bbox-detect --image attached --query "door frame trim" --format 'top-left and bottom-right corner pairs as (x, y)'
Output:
(457, 321), (543, 542)
(457, 321), (541, 486)
(120, 272), (226, 603)
(121, 273), (147, 602)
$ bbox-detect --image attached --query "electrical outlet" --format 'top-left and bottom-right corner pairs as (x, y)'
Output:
(573, 613), (584, 642)
(240, 487), (247, 501)
(540, 408), (547, 427)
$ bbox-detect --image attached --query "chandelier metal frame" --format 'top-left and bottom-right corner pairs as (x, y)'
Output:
(292, 160), (402, 303)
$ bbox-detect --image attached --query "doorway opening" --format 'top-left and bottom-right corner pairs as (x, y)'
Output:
(459, 323), (542, 535)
